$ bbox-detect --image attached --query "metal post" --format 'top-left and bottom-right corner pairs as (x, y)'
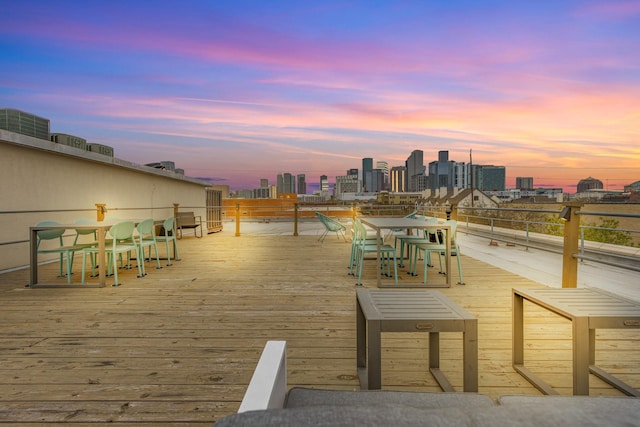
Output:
(173, 203), (180, 237)
(561, 202), (583, 288)
(450, 202), (458, 221)
(235, 203), (241, 237)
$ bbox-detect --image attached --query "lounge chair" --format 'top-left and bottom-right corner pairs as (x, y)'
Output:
(315, 211), (347, 242)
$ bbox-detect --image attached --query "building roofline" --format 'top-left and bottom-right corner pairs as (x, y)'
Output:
(1, 129), (211, 187)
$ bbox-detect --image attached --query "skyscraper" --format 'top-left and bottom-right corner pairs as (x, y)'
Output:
(284, 173), (295, 194)
(516, 177), (534, 190)
(376, 160), (389, 191)
(297, 174), (306, 194)
(362, 158), (373, 191)
(276, 173), (283, 194)
(334, 174), (359, 197)
(320, 175), (329, 194)
(428, 150), (454, 191)
(390, 166), (406, 192)
(368, 169), (384, 193)
(278, 173), (296, 194)
(472, 165), (506, 191)
(406, 150), (425, 192)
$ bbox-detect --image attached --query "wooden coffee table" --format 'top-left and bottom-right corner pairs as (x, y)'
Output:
(513, 287), (640, 396)
(356, 289), (478, 391)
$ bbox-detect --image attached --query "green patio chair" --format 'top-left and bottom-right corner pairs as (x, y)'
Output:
(315, 212), (347, 243)
(353, 219), (397, 286)
(348, 220), (381, 276)
(136, 218), (162, 275)
(384, 210), (418, 240)
(406, 219), (464, 285)
(81, 220), (143, 286)
(69, 218), (99, 268)
(155, 216), (179, 266)
(394, 216), (437, 268)
(35, 221), (84, 284)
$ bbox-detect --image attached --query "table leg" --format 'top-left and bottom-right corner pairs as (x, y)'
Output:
(29, 228), (38, 286)
(357, 300), (366, 372)
(589, 328), (596, 366)
(445, 228), (451, 286)
(429, 332), (440, 370)
(368, 320), (381, 389)
(512, 292), (524, 366)
(463, 320), (479, 392)
(97, 228), (107, 287)
(573, 316), (590, 395)
(375, 228), (381, 287)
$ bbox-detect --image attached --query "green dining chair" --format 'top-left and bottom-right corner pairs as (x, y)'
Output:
(353, 219), (398, 286)
(35, 221), (84, 284)
(69, 218), (99, 268)
(406, 219), (464, 285)
(81, 220), (143, 286)
(136, 218), (162, 275)
(155, 217), (179, 266)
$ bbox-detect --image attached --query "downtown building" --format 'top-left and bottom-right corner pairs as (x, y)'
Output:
(406, 150), (426, 192)
(277, 172), (296, 195)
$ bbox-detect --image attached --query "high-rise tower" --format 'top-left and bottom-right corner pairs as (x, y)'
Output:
(406, 150), (425, 192)
(362, 158), (373, 192)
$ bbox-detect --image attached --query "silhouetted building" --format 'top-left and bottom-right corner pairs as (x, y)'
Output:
(516, 177), (534, 190)
(428, 150), (454, 191)
(577, 176), (603, 193)
(473, 165), (506, 191)
(362, 158), (373, 191)
(406, 150), (425, 192)
(390, 166), (406, 192)
(297, 174), (306, 194)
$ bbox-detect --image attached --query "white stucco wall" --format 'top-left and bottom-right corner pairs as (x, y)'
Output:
(0, 130), (210, 271)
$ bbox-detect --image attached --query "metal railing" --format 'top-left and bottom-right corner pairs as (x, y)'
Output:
(449, 204), (640, 283)
(3, 201), (639, 286)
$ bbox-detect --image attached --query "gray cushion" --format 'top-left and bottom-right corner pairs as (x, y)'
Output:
(498, 395), (640, 411)
(478, 399), (640, 426)
(215, 402), (640, 427)
(215, 405), (475, 427)
(285, 387), (495, 409)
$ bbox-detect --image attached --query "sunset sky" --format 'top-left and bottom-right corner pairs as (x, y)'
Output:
(2, 1), (639, 193)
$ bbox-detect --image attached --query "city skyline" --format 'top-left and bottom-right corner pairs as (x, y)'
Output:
(2, 1), (639, 192)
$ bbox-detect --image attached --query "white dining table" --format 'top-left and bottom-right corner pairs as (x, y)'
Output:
(360, 217), (452, 288)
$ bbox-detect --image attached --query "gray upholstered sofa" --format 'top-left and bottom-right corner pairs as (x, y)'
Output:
(215, 341), (640, 426)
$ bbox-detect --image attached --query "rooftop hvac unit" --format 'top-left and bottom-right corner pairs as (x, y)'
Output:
(87, 143), (114, 157)
(51, 133), (87, 150)
(160, 161), (175, 171)
(0, 108), (50, 140)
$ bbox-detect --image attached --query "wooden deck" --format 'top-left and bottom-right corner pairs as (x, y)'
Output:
(0, 231), (638, 425)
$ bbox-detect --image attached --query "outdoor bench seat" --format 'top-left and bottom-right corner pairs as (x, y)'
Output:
(214, 341), (640, 427)
(175, 211), (203, 238)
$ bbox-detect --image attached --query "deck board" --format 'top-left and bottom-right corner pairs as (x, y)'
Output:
(0, 232), (638, 424)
